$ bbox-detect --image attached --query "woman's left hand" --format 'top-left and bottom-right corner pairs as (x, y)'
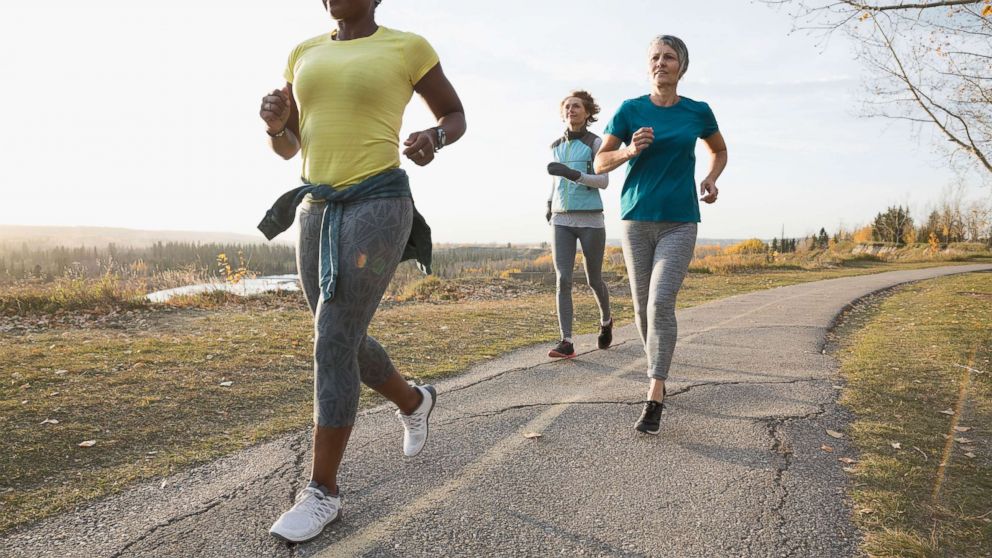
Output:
(403, 131), (437, 166)
(699, 178), (718, 204)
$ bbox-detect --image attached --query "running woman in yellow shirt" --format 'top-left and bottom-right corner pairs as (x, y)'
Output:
(258, 0), (465, 543)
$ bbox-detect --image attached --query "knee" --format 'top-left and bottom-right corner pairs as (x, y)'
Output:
(556, 272), (573, 292)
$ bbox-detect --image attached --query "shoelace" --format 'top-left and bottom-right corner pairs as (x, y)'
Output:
(397, 409), (424, 430)
(295, 488), (337, 523)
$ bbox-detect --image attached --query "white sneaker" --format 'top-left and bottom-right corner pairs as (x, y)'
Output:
(396, 384), (436, 457)
(269, 486), (341, 543)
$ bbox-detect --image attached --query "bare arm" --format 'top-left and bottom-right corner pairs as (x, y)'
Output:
(259, 83), (301, 160)
(699, 131), (727, 204)
(593, 128), (654, 174)
(403, 63), (467, 167)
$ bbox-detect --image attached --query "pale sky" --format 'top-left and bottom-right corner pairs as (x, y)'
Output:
(0, 1), (983, 243)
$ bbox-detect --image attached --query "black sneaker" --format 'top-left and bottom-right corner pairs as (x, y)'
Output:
(634, 400), (664, 435)
(597, 318), (613, 350)
(548, 340), (575, 359)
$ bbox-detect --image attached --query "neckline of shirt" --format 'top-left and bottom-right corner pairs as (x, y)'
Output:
(328, 25), (385, 43)
(643, 94), (683, 109)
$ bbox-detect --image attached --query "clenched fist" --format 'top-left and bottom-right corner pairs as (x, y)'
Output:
(260, 86), (291, 135)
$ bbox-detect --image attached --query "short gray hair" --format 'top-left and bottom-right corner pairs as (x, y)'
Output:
(650, 35), (689, 78)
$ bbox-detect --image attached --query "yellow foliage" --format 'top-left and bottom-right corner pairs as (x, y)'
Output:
(725, 238), (767, 255)
(217, 250), (251, 285)
(852, 226), (874, 243)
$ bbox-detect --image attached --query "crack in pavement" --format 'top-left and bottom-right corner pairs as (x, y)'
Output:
(436, 378), (830, 423)
(752, 407), (830, 558)
(109, 438), (306, 558)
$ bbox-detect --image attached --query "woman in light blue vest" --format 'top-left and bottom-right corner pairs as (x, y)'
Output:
(546, 90), (613, 359)
(595, 36), (728, 434)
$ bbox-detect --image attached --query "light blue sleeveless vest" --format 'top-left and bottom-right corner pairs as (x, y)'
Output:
(550, 130), (603, 213)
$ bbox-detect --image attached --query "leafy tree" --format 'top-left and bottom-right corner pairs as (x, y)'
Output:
(872, 205), (915, 244)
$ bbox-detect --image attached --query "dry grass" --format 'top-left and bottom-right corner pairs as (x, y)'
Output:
(833, 272), (992, 557)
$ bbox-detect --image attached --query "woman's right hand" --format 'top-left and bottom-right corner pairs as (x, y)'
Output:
(627, 127), (654, 158)
(260, 86), (291, 135)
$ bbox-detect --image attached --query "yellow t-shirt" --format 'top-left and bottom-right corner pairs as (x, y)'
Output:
(284, 26), (439, 188)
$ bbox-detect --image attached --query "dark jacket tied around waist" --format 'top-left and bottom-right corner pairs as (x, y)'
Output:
(257, 168), (432, 301)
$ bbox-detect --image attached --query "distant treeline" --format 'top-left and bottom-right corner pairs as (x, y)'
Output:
(0, 241), (554, 284)
(0, 241), (297, 281)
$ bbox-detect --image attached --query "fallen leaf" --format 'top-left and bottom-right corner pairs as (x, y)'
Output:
(40, 418), (59, 425)
(890, 442), (902, 450)
(954, 437), (973, 444)
(843, 466), (858, 473)
(821, 445), (834, 452)
(55, 369), (68, 375)
(964, 452), (976, 459)
(939, 409), (955, 416)
(858, 508), (874, 515)
(832, 385), (843, 390)
(49, 392), (59, 397)
(826, 430), (845, 439)
(523, 432), (542, 439)
(160, 479), (168, 489)
(953, 426), (972, 433)
(78, 440), (97, 448)
(839, 457), (857, 464)
(219, 381), (233, 387)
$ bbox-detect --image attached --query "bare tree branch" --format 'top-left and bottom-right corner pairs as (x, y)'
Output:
(870, 15), (992, 172)
(762, 0), (992, 181)
(839, 0), (982, 11)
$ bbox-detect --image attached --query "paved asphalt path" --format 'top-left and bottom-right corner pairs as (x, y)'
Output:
(4, 264), (990, 557)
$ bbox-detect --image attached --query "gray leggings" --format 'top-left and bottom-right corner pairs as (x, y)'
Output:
(620, 220), (697, 380)
(297, 197), (413, 427)
(552, 225), (611, 339)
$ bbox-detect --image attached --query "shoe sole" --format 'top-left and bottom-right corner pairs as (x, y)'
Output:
(634, 424), (661, 435)
(405, 385), (436, 457)
(548, 351), (576, 359)
(269, 511), (342, 544)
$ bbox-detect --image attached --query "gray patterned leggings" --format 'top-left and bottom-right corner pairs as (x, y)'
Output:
(552, 225), (611, 339)
(620, 221), (697, 380)
(297, 197), (413, 427)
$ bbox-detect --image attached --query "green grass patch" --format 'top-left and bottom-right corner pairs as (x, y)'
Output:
(833, 272), (992, 557)
(0, 260), (983, 532)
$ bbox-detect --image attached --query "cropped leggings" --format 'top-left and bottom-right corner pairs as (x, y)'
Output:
(620, 221), (697, 380)
(552, 225), (611, 339)
(297, 197), (413, 427)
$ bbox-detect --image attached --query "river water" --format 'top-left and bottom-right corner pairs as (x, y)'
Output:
(145, 274), (300, 303)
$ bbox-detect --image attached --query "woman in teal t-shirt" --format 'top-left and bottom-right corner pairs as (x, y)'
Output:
(594, 35), (728, 435)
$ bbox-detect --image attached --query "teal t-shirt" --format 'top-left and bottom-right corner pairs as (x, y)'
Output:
(604, 95), (719, 223)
